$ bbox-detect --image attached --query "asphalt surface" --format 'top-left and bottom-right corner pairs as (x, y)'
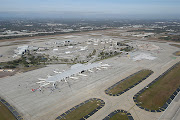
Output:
(158, 92), (180, 120)
(0, 39), (179, 120)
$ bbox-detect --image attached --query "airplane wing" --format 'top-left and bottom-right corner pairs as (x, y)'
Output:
(38, 78), (46, 81)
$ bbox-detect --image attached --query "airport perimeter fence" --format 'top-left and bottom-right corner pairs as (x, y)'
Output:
(56, 98), (105, 120)
(105, 69), (153, 96)
(133, 62), (180, 112)
(0, 97), (23, 120)
(103, 109), (134, 120)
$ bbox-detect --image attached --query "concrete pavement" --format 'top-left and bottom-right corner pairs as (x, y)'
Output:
(0, 40), (179, 120)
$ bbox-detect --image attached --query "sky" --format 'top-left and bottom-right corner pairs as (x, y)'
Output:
(0, 0), (180, 18)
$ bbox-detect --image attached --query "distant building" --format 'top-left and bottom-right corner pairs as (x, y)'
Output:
(14, 45), (38, 55)
(38, 47), (49, 51)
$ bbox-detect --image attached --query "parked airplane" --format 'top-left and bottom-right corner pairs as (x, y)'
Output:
(101, 64), (110, 67)
(38, 78), (46, 81)
(96, 68), (101, 70)
(36, 81), (45, 84)
(53, 70), (62, 74)
(79, 74), (87, 77)
(34, 62), (110, 92)
(70, 77), (78, 79)
(101, 67), (108, 69)
(88, 70), (94, 72)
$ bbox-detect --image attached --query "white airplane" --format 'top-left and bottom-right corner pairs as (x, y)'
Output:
(36, 81), (45, 84)
(53, 70), (62, 74)
(101, 64), (110, 67)
(80, 46), (88, 51)
(70, 77), (78, 80)
(96, 68), (101, 70)
(88, 70), (94, 73)
(79, 74), (87, 77)
(38, 78), (46, 81)
(101, 67), (108, 69)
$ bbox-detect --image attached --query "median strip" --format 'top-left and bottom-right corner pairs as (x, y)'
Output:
(103, 109), (134, 120)
(105, 70), (153, 96)
(173, 51), (180, 56)
(0, 97), (23, 120)
(133, 62), (180, 112)
(56, 98), (105, 120)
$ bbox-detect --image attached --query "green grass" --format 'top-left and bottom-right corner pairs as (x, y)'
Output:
(108, 70), (153, 95)
(0, 102), (16, 120)
(60, 100), (101, 120)
(110, 112), (129, 120)
(137, 63), (180, 110)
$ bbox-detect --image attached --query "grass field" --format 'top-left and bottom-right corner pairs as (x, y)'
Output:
(108, 70), (153, 95)
(61, 100), (101, 120)
(137, 63), (180, 110)
(0, 102), (16, 120)
(110, 112), (129, 120)
(170, 44), (180, 48)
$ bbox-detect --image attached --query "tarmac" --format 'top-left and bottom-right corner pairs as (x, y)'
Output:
(158, 91), (180, 120)
(0, 35), (180, 120)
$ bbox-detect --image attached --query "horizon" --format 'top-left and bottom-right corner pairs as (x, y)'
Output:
(0, 0), (180, 19)
(0, 11), (180, 20)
